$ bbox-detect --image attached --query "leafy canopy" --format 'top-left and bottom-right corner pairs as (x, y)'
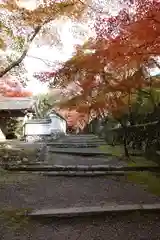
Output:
(45, 0), (160, 125)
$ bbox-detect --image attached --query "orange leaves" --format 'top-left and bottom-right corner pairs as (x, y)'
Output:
(93, 0), (160, 69)
(57, 108), (89, 129)
(48, 0), (160, 121)
(4, 91), (32, 97)
(80, 74), (98, 91)
(1, 0), (87, 26)
(0, 0), (89, 78)
(105, 94), (128, 118)
(0, 76), (32, 97)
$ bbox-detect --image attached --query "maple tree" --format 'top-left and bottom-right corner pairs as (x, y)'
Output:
(0, 76), (32, 97)
(47, 0), (160, 121)
(57, 109), (87, 130)
(33, 0), (160, 145)
(0, 0), (88, 78)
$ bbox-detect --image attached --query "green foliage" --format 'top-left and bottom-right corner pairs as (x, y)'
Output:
(99, 144), (124, 157)
(0, 38), (5, 49)
(34, 91), (64, 118)
(34, 93), (55, 117)
(0, 21), (14, 50)
(13, 36), (25, 52)
(134, 88), (160, 115)
(15, 119), (23, 138)
(6, 117), (18, 134)
(0, 117), (23, 138)
(100, 75), (160, 155)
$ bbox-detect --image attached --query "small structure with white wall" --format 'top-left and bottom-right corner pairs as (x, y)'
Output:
(24, 111), (67, 142)
(0, 97), (34, 141)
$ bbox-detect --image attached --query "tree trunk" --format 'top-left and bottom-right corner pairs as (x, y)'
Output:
(0, 26), (41, 78)
(123, 134), (129, 158)
(116, 118), (130, 159)
(123, 126), (130, 158)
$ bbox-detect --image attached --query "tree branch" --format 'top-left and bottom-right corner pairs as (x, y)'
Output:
(0, 25), (41, 78)
(0, 1), (82, 78)
(150, 58), (160, 70)
(111, 120), (159, 131)
(26, 54), (56, 67)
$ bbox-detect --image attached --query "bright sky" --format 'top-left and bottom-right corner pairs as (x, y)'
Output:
(15, 0), (90, 95)
(18, 0), (123, 95)
(24, 19), (90, 95)
(3, 0), (160, 95)
(0, 0), (124, 95)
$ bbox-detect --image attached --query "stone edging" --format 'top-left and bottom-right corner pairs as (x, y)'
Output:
(28, 204), (160, 218)
(5, 164), (160, 172)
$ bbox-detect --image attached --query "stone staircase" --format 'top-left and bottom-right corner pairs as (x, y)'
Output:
(1, 134), (160, 239)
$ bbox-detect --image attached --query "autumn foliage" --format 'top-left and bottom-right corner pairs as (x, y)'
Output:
(0, 0), (88, 103)
(0, 0), (87, 78)
(0, 77), (32, 97)
(57, 109), (88, 130)
(38, 0), (160, 128)
(1, 0), (159, 130)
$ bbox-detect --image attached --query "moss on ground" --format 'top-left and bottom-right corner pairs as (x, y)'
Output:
(127, 171), (160, 196)
(99, 145), (124, 157)
(0, 168), (35, 231)
(127, 156), (160, 196)
(99, 144), (160, 196)
(0, 168), (38, 184)
(127, 156), (158, 166)
(0, 208), (31, 231)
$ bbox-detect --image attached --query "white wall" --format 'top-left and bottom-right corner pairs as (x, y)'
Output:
(50, 114), (67, 134)
(25, 123), (51, 135)
(24, 114), (67, 136)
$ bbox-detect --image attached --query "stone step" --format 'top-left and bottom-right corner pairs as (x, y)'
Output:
(54, 139), (106, 144)
(60, 137), (100, 141)
(46, 143), (105, 148)
(48, 148), (111, 156)
(42, 171), (135, 177)
(28, 203), (160, 218)
(46, 154), (114, 166)
(5, 164), (160, 172)
(55, 138), (104, 141)
(66, 134), (98, 137)
(65, 136), (101, 138)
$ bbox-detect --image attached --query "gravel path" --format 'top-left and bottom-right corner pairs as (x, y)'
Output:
(0, 174), (160, 210)
(0, 172), (160, 239)
(46, 153), (125, 166)
(0, 212), (160, 240)
(1, 135), (160, 239)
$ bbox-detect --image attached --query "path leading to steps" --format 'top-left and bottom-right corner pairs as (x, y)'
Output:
(0, 134), (160, 240)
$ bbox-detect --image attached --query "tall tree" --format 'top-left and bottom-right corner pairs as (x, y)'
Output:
(33, 0), (159, 147)
(47, 0), (160, 111)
